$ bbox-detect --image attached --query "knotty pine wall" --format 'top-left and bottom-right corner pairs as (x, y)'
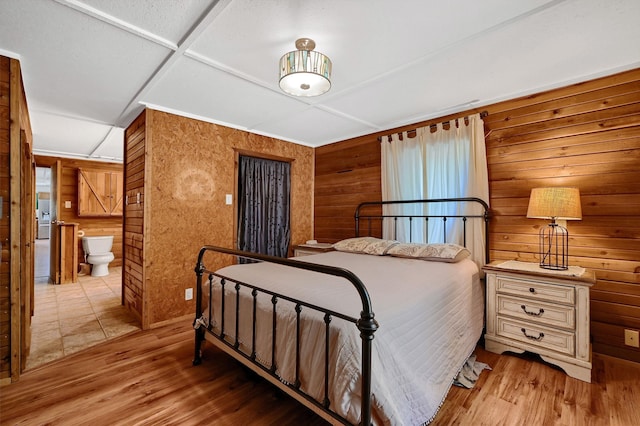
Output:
(1, 56), (34, 382)
(314, 68), (640, 362)
(0, 55), (12, 381)
(124, 109), (314, 328)
(123, 112), (145, 323)
(34, 156), (123, 268)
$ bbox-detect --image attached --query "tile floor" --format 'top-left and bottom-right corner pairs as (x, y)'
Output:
(28, 240), (140, 370)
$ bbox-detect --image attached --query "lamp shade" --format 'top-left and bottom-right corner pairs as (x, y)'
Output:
(526, 187), (582, 220)
(279, 38), (331, 97)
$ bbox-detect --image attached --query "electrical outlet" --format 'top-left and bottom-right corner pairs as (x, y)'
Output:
(185, 288), (193, 301)
(624, 329), (639, 348)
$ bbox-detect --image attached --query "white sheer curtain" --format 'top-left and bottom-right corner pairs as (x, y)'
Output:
(381, 131), (426, 242)
(381, 113), (489, 266)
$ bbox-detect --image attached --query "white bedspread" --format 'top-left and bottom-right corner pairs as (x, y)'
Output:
(202, 251), (483, 425)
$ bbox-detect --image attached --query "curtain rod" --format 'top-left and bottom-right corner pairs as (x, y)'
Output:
(377, 110), (488, 142)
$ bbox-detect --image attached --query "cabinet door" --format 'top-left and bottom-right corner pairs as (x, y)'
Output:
(110, 172), (124, 215)
(78, 169), (111, 216)
(78, 169), (123, 216)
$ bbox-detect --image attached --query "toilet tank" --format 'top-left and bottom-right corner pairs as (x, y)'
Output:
(82, 236), (114, 254)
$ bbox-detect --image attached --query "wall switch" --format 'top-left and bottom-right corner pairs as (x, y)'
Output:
(624, 329), (639, 347)
(65, 200), (72, 208)
(225, 194), (232, 205)
(185, 288), (193, 301)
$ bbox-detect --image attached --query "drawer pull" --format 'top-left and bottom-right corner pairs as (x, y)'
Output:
(521, 328), (544, 341)
(521, 305), (544, 317)
(529, 287), (536, 293)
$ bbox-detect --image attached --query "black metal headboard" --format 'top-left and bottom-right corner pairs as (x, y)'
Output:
(354, 197), (490, 264)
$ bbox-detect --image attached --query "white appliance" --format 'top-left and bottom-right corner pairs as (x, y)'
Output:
(37, 198), (50, 239)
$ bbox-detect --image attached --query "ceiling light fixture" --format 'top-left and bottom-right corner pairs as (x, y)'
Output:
(279, 38), (332, 97)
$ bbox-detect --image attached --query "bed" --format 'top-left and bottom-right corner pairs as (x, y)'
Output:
(193, 198), (490, 425)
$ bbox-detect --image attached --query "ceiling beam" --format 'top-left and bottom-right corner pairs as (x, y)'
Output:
(53, 0), (178, 50)
(113, 0), (233, 128)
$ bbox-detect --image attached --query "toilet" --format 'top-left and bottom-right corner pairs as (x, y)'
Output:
(82, 236), (115, 277)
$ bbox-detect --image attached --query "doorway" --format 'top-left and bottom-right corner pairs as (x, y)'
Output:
(27, 165), (139, 370)
(35, 167), (51, 280)
(237, 155), (291, 257)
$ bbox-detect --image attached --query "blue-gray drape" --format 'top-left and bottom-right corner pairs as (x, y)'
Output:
(237, 156), (291, 258)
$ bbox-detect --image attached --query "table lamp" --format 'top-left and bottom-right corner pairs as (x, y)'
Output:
(526, 187), (582, 270)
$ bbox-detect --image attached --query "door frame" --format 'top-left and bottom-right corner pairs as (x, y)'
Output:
(233, 149), (294, 253)
(20, 130), (35, 371)
(48, 161), (61, 284)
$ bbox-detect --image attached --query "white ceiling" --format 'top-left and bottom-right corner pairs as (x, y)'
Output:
(1, 0), (639, 163)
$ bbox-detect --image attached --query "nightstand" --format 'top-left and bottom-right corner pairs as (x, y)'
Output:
(293, 244), (335, 257)
(483, 260), (596, 382)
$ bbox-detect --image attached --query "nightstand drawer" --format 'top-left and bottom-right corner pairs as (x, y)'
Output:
(497, 276), (575, 305)
(497, 295), (575, 330)
(496, 317), (575, 356)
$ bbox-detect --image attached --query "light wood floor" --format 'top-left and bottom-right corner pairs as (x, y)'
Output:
(2, 320), (639, 425)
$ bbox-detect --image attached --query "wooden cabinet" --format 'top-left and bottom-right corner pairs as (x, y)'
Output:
(51, 222), (78, 284)
(484, 261), (595, 382)
(77, 168), (123, 217)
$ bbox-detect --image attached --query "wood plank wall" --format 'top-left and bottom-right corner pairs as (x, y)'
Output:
(0, 55), (12, 380)
(123, 111), (146, 323)
(314, 139), (382, 241)
(314, 68), (640, 362)
(34, 156), (123, 268)
(486, 69), (640, 362)
(1, 56), (34, 382)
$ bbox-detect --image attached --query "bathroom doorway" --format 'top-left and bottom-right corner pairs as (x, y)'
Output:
(35, 167), (51, 281)
(28, 163), (139, 370)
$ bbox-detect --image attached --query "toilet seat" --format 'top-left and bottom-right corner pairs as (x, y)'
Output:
(86, 253), (115, 264)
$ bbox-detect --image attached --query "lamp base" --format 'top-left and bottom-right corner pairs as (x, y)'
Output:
(539, 222), (569, 270)
(539, 263), (569, 271)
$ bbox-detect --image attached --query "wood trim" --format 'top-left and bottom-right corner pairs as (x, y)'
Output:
(234, 148), (295, 164)
(8, 59), (21, 381)
(19, 131), (33, 372)
(17, 69), (31, 146)
(233, 151), (239, 249)
(48, 161), (61, 284)
(142, 109), (151, 330)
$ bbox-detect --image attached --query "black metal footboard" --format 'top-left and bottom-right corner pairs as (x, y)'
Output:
(193, 245), (379, 426)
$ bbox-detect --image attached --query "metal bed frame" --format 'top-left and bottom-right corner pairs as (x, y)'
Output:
(193, 198), (490, 425)
(355, 197), (490, 263)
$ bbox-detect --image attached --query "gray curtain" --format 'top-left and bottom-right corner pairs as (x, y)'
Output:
(237, 156), (291, 257)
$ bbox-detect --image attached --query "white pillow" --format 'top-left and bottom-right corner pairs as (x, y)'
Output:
(386, 243), (470, 263)
(333, 237), (398, 255)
